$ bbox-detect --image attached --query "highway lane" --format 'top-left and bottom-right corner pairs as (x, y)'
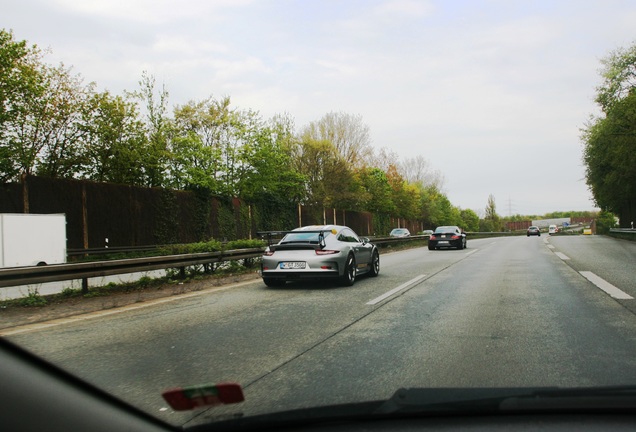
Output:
(546, 235), (636, 296)
(5, 235), (636, 427)
(239, 235), (636, 421)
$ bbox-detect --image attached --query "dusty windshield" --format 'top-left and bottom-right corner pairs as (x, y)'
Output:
(2, 1), (636, 428)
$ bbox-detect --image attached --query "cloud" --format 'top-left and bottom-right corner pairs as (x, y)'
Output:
(49, 0), (254, 23)
(372, 0), (435, 17)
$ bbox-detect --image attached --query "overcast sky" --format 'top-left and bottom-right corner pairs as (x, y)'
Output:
(4, 0), (636, 216)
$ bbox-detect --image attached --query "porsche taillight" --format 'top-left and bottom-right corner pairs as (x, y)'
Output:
(315, 249), (339, 255)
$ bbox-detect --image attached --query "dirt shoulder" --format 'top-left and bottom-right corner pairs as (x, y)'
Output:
(0, 272), (261, 331)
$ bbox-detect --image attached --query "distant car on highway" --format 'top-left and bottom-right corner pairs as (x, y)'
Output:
(389, 228), (410, 237)
(549, 224), (558, 234)
(428, 226), (467, 250)
(421, 230), (434, 236)
(258, 225), (380, 287)
(527, 226), (541, 236)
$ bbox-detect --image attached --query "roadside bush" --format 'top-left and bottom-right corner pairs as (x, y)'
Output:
(158, 239), (223, 255)
(596, 210), (618, 234)
(224, 239), (266, 250)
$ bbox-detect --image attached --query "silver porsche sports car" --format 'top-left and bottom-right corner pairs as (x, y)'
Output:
(258, 225), (380, 287)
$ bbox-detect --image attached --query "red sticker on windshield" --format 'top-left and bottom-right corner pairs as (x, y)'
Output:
(162, 382), (244, 411)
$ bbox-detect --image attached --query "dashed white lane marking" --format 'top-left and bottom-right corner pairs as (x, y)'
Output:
(580, 271), (633, 300)
(554, 252), (570, 260)
(367, 274), (427, 305)
(547, 245), (555, 249)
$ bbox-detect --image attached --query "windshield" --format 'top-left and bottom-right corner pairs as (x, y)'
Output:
(434, 226), (458, 233)
(2, 1), (636, 429)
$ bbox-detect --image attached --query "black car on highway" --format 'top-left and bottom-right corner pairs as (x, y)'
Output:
(428, 225), (467, 250)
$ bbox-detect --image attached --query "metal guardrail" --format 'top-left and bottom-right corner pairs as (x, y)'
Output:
(608, 228), (636, 241)
(67, 245), (161, 256)
(0, 248), (263, 289)
(372, 234), (429, 244)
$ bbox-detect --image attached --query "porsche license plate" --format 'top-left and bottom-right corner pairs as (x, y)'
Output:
(280, 262), (306, 269)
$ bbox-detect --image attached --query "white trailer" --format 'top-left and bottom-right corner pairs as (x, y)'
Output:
(0, 213), (67, 268)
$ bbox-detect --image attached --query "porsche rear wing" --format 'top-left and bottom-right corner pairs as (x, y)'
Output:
(256, 229), (337, 249)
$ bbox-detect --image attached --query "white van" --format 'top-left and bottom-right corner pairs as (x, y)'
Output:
(0, 213), (67, 267)
(548, 224), (558, 235)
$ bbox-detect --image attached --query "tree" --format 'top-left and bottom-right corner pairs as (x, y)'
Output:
(301, 112), (373, 168)
(596, 209), (618, 234)
(358, 167), (395, 214)
(460, 208), (480, 232)
(582, 41), (636, 226)
(218, 107), (260, 197)
(237, 115), (306, 203)
(170, 96), (232, 192)
(80, 91), (148, 185)
(367, 146), (399, 172)
(419, 184), (441, 228)
(582, 94), (636, 225)
(428, 193), (459, 227)
(399, 154), (445, 190)
(2, 58), (95, 181)
(35, 64), (95, 179)
(171, 98), (277, 198)
(485, 194), (497, 219)
(128, 72), (170, 187)
(386, 164), (421, 220)
(291, 137), (361, 209)
(595, 43), (636, 113)
(483, 194), (502, 231)
(0, 29), (47, 181)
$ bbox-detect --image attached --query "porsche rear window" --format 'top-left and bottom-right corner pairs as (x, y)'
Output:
(282, 232), (332, 243)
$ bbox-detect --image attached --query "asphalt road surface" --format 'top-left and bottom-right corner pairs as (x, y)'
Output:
(5, 235), (636, 427)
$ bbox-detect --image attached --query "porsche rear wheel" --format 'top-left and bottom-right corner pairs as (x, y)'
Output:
(369, 250), (380, 277)
(340, 254), (356, 286)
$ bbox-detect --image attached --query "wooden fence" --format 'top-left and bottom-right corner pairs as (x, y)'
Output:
(0, 175), (423, 249)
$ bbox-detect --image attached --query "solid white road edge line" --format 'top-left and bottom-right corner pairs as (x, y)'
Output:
(366, 274), (427, 305)
(580, 271), (633, 300)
